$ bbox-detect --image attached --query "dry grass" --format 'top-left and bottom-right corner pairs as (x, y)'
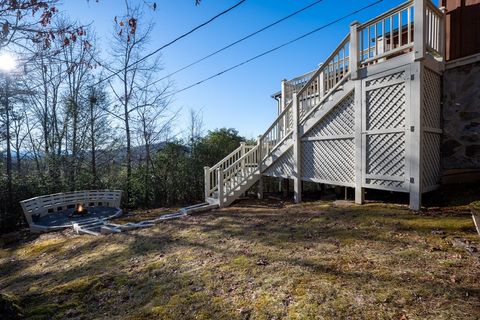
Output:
(1, 198), (479, 319)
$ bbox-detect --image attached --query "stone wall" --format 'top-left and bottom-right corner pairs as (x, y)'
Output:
(442, 59), (480, 169)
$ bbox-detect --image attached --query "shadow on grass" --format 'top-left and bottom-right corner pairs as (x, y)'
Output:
(1, 201), (479, 319)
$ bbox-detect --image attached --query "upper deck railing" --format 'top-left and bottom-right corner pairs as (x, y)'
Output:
(281, 0), (444, 104)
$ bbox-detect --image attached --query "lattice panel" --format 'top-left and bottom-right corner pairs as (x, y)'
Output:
(302, 139), (355, 184)
(363, 69), (409, 192)
(423, 68), (441, 129)
(366, 132), (406, 177)
(366, 82), (406, 130)
(305, 92), (355, 138)
(263, 148), (294, 178)
(365, 179), (404, 189)
(423, 132), (441, 189)
(366, 71), (404, 87)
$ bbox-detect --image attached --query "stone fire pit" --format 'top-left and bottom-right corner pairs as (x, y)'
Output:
(20, 190), (122, 233)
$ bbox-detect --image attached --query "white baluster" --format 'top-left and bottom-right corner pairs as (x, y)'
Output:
(218, 168), (224, 207)
(204, 166), (210, 200)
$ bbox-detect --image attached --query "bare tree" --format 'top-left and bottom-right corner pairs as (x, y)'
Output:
(133, 74), (175, 204)
(0, 73), (30, 226)
(108, 2), (160, 204)
(25, 42), (67, 188)
(185, 108), (204, 200)
(60, 21), (96, 189)
(86, 81), (112, 188)
(10, 105), (28, 174)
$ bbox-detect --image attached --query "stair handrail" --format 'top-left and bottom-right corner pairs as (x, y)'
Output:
(296, 35), (350, 97)
(299, 71), (351, 127)
(257, 33), (351, 162)
(205, 144), (245, 198)
(259, 100), (293, 141)
(259, 100), (294, 160)
(296, 34), (351, 121)
(224, 144), (259, 174)
(208, 144), (244, 173)
(222, 145), (260, 197)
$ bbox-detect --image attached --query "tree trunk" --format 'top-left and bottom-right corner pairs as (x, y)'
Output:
(125, 104), (131, 205)
(90, 99), (97, 188)
(15, 148), (20, 174)
(144, 141), (150, 206)
(70, 102), (78, 191)
(4, 78), (13, 228)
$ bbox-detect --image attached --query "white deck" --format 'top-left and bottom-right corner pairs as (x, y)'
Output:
(205, 0), (445, 210)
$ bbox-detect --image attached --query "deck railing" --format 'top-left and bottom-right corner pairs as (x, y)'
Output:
(283, 70), (316, 105)
(358, 1), (415, 67)
(425, 1), (444, 57)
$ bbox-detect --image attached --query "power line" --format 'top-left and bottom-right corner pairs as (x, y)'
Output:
(164, 0), (383, 99)
(94, 0), (247, 86)
(156, 0), (326, 83)
(25, 0), (247, 92)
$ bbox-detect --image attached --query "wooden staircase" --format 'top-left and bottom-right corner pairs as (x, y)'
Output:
(204, 34), (353, 207)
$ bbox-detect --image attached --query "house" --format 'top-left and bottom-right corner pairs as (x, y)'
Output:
(204, 0), (480, 211)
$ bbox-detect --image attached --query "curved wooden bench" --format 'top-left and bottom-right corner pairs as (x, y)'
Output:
(20, 190), (122, 232)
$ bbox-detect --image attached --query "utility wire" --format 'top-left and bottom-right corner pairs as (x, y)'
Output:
(164, 0), (383, 99)
(25, 0), (247, 92)
(93, 0), (247, 86)
(156, 0), (326, 83)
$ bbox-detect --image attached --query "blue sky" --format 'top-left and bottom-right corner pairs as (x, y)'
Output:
(61, 0), (411, 139)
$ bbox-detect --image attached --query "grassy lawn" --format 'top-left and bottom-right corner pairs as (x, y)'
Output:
(1, 199), (479, 319)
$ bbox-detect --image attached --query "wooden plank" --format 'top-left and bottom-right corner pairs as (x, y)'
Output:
(355, 76), (364, 204)
(292, 94), (302, 203)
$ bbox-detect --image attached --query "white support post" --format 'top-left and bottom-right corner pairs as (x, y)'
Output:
(204, 166), (210, 201)
(257, 135), (263, 172)
(414, 0), (426, 61)
(257, 176), (264, 200)
(240, 142), (246, 172)
(439, 6), (446, 61)
(319, 71), (325, 98)
(409, 62), (423, 211)
(281, 79), (287, 112)
(349, 21), (360, 80)
(292, 93), (302, 203)
(354, 78), (364, 204)
(351, 20), (364, 204)
(280, 79), (287, 138)
(217, 168), (224, 208)
(257, 135), (264, 200)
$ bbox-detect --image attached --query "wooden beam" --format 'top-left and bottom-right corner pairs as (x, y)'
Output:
(409, 61), (423, 210)
(414, 0), (426, 61)
(292, 93), (302, 203)
(350, 21), (360, 80)
(354, 76), (364, 204)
